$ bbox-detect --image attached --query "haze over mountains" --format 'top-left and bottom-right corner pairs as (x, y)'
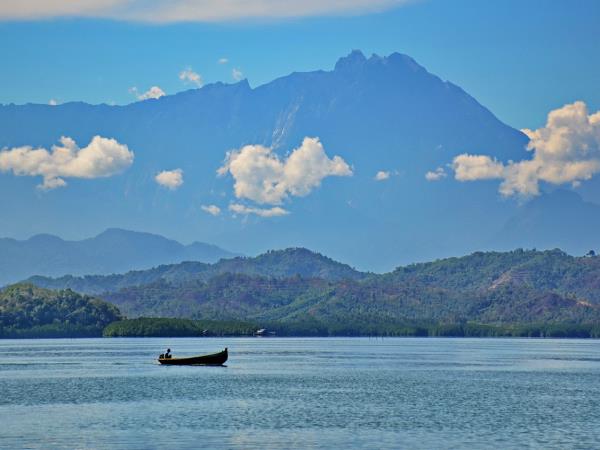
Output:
(2, 50), (600, 270)
(0, 228), (237, 286)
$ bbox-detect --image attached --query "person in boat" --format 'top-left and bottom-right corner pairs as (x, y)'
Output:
(165, 348), (171, 359)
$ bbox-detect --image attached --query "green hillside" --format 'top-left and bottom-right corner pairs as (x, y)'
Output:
(0, 284), (122, 338)
(27, 248), (365, 295)
(21, 248), (600, 337)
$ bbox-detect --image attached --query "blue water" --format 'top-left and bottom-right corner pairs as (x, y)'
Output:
(1, 338), (599, 449)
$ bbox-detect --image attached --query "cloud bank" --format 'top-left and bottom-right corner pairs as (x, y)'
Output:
(0, 0), (414, 22)
(229, 203), (289, 217)
(130, 86), (165, 100)
(179, 68), (203, 87)
(155, 169), (184, 190)
(0, 136), (134, 189)
(201, 204), (221, 216)
(425, 167), (447, 181)
(232, 68), (244, 81)
(452, 101), (600, 196)
(374, 170), (390, 181)
(218, 137), (352, 205)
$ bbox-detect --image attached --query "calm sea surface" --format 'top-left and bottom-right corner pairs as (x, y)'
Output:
(1, 337), (599, 449)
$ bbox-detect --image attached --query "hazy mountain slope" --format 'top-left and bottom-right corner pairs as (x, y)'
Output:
(27, 247), (367, 294)
(0, 228), (237, 285)
(0, 50), (531, 271)
(493, 190), (600, 255)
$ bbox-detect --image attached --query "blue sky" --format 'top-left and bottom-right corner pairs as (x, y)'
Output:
(1, 0), (599, 129)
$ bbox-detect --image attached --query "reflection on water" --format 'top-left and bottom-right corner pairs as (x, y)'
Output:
(1, 338), (599, 449)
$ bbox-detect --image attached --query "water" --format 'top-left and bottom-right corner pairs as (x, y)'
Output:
(1, 338), (599, 449)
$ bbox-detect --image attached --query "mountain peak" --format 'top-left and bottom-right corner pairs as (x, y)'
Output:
(27, 233), (65, 244)
(334, 49), (367, 71)
(385, 52), (425, 72)
(334, 49), (427, 77)
(95, 228), (148, 239)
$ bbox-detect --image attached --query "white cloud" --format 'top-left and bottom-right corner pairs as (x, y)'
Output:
(374, 170), (390, 181)
(218, 137), (352, 205)
(425, 167), (447, 181)
(452, 155), (504, 181)
(179, 68), (203, 87)
(0, 0), (414, 22)
(229, 203), (289, 217)
(232, 68), (244, 81)
(0, 136), (134, 189)
(155, 169), (184, 190)
(129, 86), (165, 100)
(201, 204), (221, 216)
(218, 58), (229, 64)
(452, 101), (600, 196)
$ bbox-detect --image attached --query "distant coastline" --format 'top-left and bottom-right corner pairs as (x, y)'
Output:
(3, 318), (599, 339)
(103, 318), (600, 339)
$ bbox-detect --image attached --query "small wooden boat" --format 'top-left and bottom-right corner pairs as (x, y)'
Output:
(158, 348), (228, 366)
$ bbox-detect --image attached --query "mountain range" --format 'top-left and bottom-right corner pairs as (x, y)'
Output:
(2, 50), (600, 270)
(27, 247), (600, 332)
(0, 228), (237, 286)
(26, 247), (365, 295)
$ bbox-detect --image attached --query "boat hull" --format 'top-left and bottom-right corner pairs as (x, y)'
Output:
(158, 348), (228, 366)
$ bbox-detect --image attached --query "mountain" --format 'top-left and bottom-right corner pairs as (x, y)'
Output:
(0, 283), (122, 338)
(386, 248), (600, 304)
(27, 247), (367, 295)
(99, 259), (600, 331)
(28, 247), (600, 332)
(493, 190), (600, 254)
(0, 50), (533, 271)
(0, 228), (238, 286)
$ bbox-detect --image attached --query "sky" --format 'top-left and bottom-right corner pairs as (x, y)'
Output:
(0, 0), (599, 130)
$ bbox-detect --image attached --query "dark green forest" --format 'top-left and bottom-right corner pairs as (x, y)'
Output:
(0, 284), (122, 337)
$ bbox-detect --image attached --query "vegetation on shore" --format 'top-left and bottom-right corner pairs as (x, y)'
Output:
(103, 317), (259, 337)
(102, 317), (600, 338)
(0, 284), (122, 338)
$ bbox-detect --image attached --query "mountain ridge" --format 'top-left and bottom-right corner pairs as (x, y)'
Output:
(26, 247), (366, 295)
(28, 246), (600, 303)
(0, 228), (239, 286)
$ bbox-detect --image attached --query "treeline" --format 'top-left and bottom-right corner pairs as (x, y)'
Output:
(101, 317), (600, 338)
(0, 324), (107, 338)
(264, 321), (600, 338)
(103, 317), (260, 337)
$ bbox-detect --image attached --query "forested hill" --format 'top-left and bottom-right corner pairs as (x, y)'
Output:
(387, 248), (600, 304)
(27, 248), (367, 295)
(0, 284), (122, 338)
(24, 248), (600, 333)
(101, 271), (600, 330)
